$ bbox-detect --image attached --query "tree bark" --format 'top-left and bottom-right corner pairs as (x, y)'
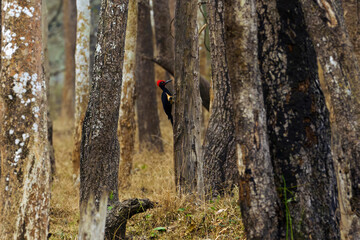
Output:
(118, 0), (138, 188)
(0, 0), (51, 238)
(61, 0), (76, 119)
(224, 0), (280, 239)
(257, 0), (340, 239)
(73, 0), (90, 173)
(202, 0), (238, 197)
(135, 0), (163, 151)
(89, 0), (101, 80)
(299, 0), (360, 238)
(174, 0), (203, 195)
(80, 0), (128, 212)
(342, 0), (360, 61)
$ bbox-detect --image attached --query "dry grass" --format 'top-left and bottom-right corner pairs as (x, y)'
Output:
(49, 97), (245, 240)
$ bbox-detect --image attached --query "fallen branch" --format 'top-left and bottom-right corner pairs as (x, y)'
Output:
(105, 198), (155, 239)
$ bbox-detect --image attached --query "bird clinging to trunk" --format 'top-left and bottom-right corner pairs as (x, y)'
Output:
(157, 80), (174, 125)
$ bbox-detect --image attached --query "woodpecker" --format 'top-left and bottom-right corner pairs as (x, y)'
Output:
(157, 79), (174, 125)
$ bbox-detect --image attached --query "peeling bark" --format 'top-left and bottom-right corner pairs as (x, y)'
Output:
(202, 0), (238, 197)
(224, 0), (280, 238)
(257, 0), (340, 238)
(118, 0), (138, 188)
(61, 0), (76, 119)
(174, 0), (203, 195)
(0, 0), (51, 238)
(73, 0), (90, 173)
(299, 0), (360, 238)
(136, 0), (163, 151)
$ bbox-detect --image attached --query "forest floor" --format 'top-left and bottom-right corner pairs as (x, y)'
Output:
(48, 109), (245, 240)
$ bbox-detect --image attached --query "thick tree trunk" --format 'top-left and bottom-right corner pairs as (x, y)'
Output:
(136, 0), (163, 151)
(80, 0), (128, 210)
(61, 0), (76, 119)
(299, 1), (360, 239)
(0, 0), (51, 238)
(224, 0), (280, 239)
(174, 0), (203, 195)
(202, 0), (238, 197)
(73, 0), (90, 173)
(118, 0), (138, 188)
(257, 0), (340, 239)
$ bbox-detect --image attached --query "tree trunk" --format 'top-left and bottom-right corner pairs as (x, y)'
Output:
(61, 0), (76, 119)
(0, 0), (51, 238)
(80, 0), (128, 210)
(202, 0), (238, 197)
(135, 0), (163, 151)
(89, 0), (101, 80)
(174, 0), (203, 195)
(224, 0), (280, 239)
(299, 1), (360, 238)
(118, 0), (138, 188)
(257, 0), (340, 239)
(73, 0), (90, 173)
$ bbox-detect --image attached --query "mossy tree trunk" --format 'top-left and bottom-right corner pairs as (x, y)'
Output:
(118, 0), (138, 188)
(0, 0), (51, 238)
(202, 0), (238, 197)
(224, 0), (280, 238)
(299, 0), (360, 238)
(257, 0), (340, 238)
(173, 0), (203, 195)
(135, 0), (163, 151)
(73, 0), (90, 173)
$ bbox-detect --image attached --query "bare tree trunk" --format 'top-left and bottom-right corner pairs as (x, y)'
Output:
(73, 0), (90, 173)
(202, 0), (238, 197)
(136, 0), (163, 151)
(174, 0), (203, 195)
(299, 1), (360, 239)
(0, 1), (51, 238)
(224, 0), (280, 238)
(62, 0), (76, 119)
(118, 0), (138, 188)
(43, 0), (56, 179)
(257, 0), (340, 239)
(89, 0), (101, 79)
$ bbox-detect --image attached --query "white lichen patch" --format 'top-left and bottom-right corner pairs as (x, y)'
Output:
(8, 95), (13, 99)
(3, 1), (35, 18)
(14, 148), (23, 162)
(32, 123), (38, 132)
(22, 133), (29, 141)
(2, 27), (18, 59)
(15, 139), (20, 145)
(329, 56), (337, 67)
(9, 129), (14, 135)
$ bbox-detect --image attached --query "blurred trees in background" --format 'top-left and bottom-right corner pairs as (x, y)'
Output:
(0, 0), (51, 238)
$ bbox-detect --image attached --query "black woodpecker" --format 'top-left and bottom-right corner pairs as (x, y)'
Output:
(157, 79), (174, 125)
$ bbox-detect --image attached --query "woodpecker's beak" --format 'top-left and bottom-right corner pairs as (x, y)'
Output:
(165, 80), (172, 85)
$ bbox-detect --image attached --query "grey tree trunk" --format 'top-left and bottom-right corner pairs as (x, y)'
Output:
(0, 0), (51, 238)
(202, 0), (238, 197)
(299, 0), (360, 239)
(62, 0), (76, 119)
(174, 0), (203, 195)
(118, 0), (138, 188)
(89, 0), (101, 79)
(136, 0), (163, 151)
(257, 0), (340, 239)
(224, 0), (280, 239)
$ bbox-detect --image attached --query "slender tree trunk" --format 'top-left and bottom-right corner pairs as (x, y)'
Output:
(202, 0), (238, 197)
(43, 0), (56, 179)
(0, 1), (51, 238)
(89, 0), (101, 79)
(61, 0), (76, 119)
(136, 0), (163, 151)
(73, 0), (90, 173)
(118, 0), (138, 188)
(257, 0), (340, 239)
(174, 0), (203, 195)
(299, 1), (360, 238)
(224, 0), (280, 238)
